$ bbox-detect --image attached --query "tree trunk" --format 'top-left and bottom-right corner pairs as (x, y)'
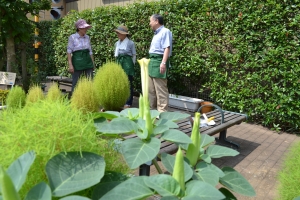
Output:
(6, 32), (16, 72)
(20, 43), (30, 92)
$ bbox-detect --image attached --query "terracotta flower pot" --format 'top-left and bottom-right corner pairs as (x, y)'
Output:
(199, 101), (213, 113)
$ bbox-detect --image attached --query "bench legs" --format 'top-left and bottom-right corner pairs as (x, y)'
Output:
(216, 129), (240, 149)
(139, 164), (151, 176)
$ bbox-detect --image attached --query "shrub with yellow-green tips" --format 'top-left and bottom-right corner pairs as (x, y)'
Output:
(93, 61), (130, 111)
(5, 86), (26, 109)
(46, 82), (63, 102)
(71, 76), (99, 113)
(26, 85), (44, 105)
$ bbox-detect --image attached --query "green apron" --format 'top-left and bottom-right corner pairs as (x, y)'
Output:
(72, 49), (93, 71)
(148, 53), (169, 79)
(116, 54), (135, 76)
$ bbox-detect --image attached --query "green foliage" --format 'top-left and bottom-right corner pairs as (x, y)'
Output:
(46, 82), (63, 102)
(94, 62), (130, 111)
(5, 86), (26, 109)
(0, 99), (130, 198)
(277, 141), (300, 200)
(0, 89), (9, 105)
(26, 84), (44, 104)
(71, 77), (100, 113)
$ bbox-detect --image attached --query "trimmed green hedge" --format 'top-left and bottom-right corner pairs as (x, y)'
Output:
(31, 0), (299, 132)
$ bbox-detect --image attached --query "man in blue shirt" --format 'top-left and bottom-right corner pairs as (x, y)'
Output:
(148, 14), (173, 112)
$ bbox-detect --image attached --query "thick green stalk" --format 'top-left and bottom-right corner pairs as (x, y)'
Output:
(186, 112), (201, 167)
(173, 147), (185, 192)
(0, 166), (21, 200)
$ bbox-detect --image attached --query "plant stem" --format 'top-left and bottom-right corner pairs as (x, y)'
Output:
(152, 158), (163, 174)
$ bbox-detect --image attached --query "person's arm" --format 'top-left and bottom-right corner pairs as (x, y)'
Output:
(90, 55), (95, 70)
(132, 41), (137, 64)
(67, 35), (74, 73)
(68, 53), (74, 73)
(160, 46), (170, 74)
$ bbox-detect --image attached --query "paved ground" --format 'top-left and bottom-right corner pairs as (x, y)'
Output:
(43, 82), (300, 200)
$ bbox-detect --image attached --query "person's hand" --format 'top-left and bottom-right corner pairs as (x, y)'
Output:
(160, 63), (166, 74)
(68, 65), (74, 73)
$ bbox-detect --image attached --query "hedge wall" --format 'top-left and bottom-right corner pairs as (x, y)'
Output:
(35, 0), (299, 132)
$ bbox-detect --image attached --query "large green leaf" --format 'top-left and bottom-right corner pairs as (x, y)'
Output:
(121, 137), (161, 169)
(92, 171), (128, 200)
(60, 196), (91, 200)
(192, 167), (219, 187)
(200, 134), (215, 148)
(94, 117), (109, 131)
(120, 108), (140, 119)
(184, 180), (225, 200)
(6, 151), (36, 192)
(196, 161), (225, 178)
(206, 145), (239, 158)
(135, 118), (148, 139)
(161, 153), (193, 182)
(219, 187), (237, 200)
(0, 166), (21, 200)
(96, 117), (138, 134)
(160, 112), (190, 121)
(24, 182), (51, 200)
(45, 151), (106, 197)
(145, 174), (181, 197)
(155, 118), (179, 128)
(100, 176), (154, 200)
(219, 167), (256, 197)
(92, 112), (119, 120)
(161, 196), (179, 200)
(153, 124), (169, 135)
(150, 110), (161, 119)
(161, 129), (192, 144)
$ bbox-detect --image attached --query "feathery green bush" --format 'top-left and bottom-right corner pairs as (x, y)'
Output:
(94, 62), (130, 111)
(46, 82), (63, 102)
(0, 99), (130, 198)
(26, 85), (44, 104)
(70, 77), (99, 113)
(5, 86), (26, 109)
(277, 141), (300, 200)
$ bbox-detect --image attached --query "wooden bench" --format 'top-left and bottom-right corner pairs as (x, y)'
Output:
(46, 76), (72, 87)
(128, 104), (248, 175)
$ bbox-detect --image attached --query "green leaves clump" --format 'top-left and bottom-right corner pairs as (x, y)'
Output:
(71, 77), (99, 113)
(94, 62), (130, 111)
(5, 86), (26, 109)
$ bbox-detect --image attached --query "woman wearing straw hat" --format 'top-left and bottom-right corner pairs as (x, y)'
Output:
(114, 25), (136, 109)
(67, 19), (95, 93)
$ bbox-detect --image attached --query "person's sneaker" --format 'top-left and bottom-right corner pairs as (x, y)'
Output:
(124, 105), (131, 109)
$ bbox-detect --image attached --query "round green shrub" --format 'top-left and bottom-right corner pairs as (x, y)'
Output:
(5, 86), (26, 109)
(0, 99), (130, 198)
(46, 82), (63, 102)
(26, 85), (45, 104)
(94, 62), (130, 111)
(71, 77), (100, 113)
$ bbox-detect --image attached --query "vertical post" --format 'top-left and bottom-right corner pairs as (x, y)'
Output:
(34, 15), (39, 62)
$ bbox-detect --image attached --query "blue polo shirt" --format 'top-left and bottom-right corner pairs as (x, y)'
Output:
(149, 26), (172, 56)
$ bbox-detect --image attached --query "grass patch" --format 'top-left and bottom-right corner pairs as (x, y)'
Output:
(277, 141), (300, 200)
